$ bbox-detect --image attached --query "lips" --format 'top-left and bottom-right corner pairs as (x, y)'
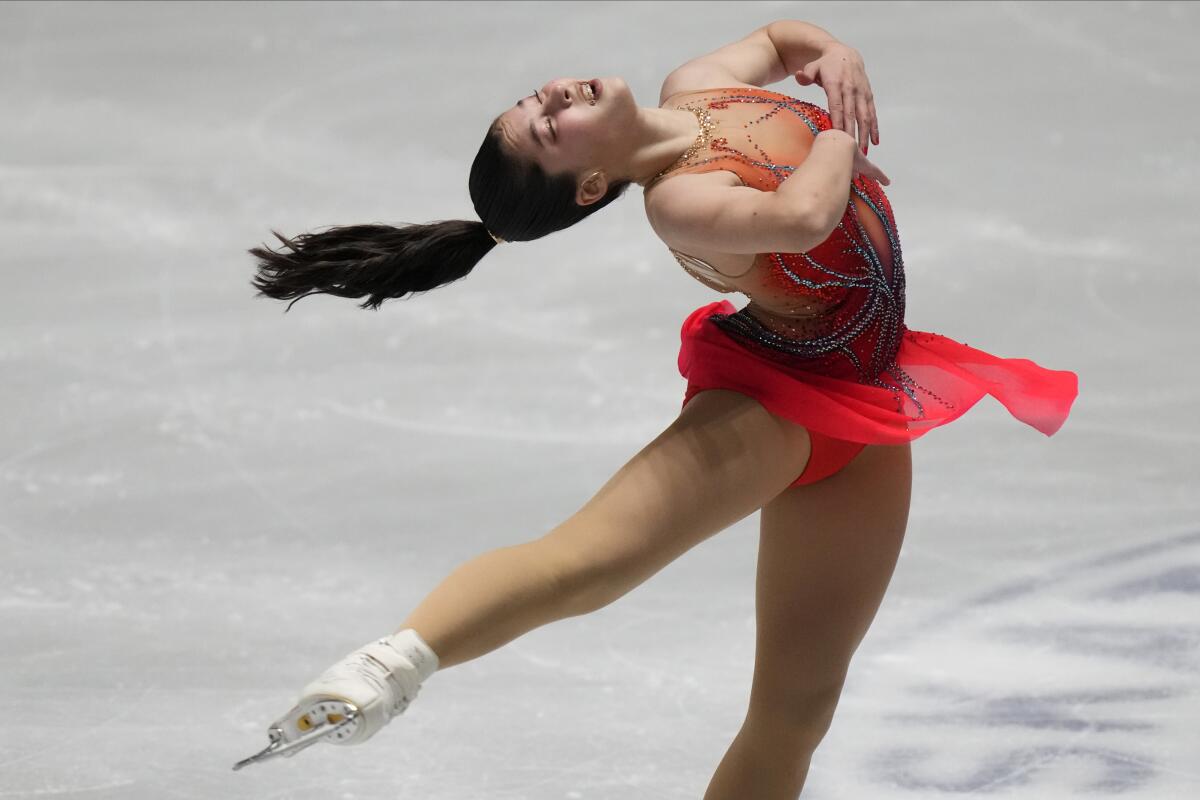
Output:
(578, 79), (601, 106)
(578, 81), (595, 105)
(590, 78), (602, 101)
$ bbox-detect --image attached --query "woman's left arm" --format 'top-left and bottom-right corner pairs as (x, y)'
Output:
(660, 20), (879, 154)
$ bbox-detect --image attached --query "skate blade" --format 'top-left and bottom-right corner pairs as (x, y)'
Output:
(232, 702), (360, 771)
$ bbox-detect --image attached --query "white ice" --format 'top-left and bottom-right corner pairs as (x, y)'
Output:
(1, 1), (1198, 798)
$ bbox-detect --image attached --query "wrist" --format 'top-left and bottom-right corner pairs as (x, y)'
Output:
(766, 20), (842, 72)
(813, 37), (842, 56)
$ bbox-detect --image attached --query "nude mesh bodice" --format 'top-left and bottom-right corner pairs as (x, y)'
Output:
(649, 87), (907, 385)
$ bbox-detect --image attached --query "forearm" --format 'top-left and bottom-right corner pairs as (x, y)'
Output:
(776, 129), (858, 235)
(765, 19), (843, 75)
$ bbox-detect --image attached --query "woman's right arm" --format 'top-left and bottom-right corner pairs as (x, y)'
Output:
(646, 128), (858, 255)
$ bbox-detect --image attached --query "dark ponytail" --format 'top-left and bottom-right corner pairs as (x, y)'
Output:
(249, 220), (495, 312)
(250, 116), (630, 312)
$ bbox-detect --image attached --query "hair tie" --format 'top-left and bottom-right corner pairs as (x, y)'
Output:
(486, 228), (505, 245)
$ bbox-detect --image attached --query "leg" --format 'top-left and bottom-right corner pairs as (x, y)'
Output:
(703, 440), (912, 800)
(399, 389), (814, 669)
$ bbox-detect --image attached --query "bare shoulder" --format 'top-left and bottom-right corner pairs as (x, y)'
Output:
(658, 69), (759, 107)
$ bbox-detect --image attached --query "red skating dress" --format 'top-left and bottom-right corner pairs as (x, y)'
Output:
(650, 88), (1079, 487)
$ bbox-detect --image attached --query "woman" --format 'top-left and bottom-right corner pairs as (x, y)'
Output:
(237, 19), (1078, 796)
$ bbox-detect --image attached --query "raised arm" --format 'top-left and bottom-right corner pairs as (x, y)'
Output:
(659, 20), (879, 152)
(658, 21), (837, 101)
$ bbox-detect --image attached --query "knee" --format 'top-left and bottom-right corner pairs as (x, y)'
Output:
(745, 675), (846, 752)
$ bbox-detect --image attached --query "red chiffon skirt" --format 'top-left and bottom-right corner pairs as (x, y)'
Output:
(678, 300), (1079, 486)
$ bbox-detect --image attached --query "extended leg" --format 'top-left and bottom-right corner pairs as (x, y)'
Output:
(398, 389), (815, 669)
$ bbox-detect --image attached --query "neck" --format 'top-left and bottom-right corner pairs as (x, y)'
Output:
(618, 105), (703, 187)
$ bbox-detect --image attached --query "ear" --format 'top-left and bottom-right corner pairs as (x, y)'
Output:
(575, 170), (609, 206)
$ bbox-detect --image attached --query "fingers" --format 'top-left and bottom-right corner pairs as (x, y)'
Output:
(826, 82), (869, 153)
(823, 79), (879, 153)
(863, 82), (879, 149)
(865, 155), (889, 186)
(852, 148), (890, 186)
(858, 71), (879, 149)
(825, 87), (843, 136)
(810, 52), (879, 152)
(843, 84), (857, 144)
(855, 90), (873, 154)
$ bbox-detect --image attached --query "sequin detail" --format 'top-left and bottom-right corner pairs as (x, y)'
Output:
(654, 87), (954, 419)
(648, 105), (716, 186)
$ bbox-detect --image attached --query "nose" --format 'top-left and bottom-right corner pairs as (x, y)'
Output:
(544, 80), (574, 111)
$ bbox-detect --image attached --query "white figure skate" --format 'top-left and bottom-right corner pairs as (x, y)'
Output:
(233, 628), (439, 770)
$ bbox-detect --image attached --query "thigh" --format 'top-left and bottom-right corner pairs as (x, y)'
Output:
(542, 389), (814, 608)
(749, 440), (912, 720)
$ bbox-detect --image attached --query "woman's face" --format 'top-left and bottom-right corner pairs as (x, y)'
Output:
(495, 76), (636, 183)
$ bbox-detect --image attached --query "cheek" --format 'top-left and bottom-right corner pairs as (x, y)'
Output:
(565, 115), (609, 155)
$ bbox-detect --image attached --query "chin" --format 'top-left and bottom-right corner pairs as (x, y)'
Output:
(598, 76), (630, 103)
(594, 77), (636, 119)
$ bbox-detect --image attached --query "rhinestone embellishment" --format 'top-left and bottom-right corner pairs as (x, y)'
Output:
(648, 105), (715, 186)
(655, 87), (959, 420)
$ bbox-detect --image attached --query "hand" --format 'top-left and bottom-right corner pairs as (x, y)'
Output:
(852, 146), (889, 186)
(794, 42), (879, 155)
(818, 128), (890, 186)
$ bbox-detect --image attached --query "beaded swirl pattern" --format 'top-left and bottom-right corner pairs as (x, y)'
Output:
(655, 87), (943, 418)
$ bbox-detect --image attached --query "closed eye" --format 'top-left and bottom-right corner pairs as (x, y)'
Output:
(534, 89), (555, 143)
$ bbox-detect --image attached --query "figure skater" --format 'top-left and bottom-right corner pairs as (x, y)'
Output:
(236, 19), (1079, 797)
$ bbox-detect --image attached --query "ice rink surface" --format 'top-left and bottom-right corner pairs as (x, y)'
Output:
(2, 1), (1198, 797)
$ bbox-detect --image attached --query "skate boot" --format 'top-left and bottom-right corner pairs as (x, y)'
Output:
(233, 628), (439, 770)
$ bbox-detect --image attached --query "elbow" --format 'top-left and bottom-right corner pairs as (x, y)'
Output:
(754, 192), (838, 253)
(786, 200), (837, 253)
(806, 190), (852, 247)
(815, 203), (844, 242)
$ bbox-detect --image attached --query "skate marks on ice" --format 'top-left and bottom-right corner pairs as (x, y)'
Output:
(872, 687), (1165, 794)
(857, 528), (1200, 796)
